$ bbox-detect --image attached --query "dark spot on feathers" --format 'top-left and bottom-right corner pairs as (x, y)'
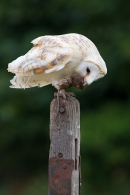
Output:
(51, 59), (58, 66)
(57, 54), (66, 61)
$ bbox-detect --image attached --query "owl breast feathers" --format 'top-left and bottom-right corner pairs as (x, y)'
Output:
(8, 33), (107, 90)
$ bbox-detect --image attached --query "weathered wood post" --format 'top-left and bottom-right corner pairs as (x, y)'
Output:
(49, 94), (81, 195)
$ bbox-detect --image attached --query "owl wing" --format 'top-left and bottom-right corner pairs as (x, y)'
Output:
(8, 36), (72, 88)
(8, 35), (71, 76)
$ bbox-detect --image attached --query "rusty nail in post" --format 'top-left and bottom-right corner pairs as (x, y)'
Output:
(58, 153), (63, 158)
(60, 107), (65, 113)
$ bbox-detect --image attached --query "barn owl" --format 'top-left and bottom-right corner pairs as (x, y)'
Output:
(8, 33), (107, 92)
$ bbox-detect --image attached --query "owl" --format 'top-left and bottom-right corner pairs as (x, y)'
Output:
(8, 33), (107, 91)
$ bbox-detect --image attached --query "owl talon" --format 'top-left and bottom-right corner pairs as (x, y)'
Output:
(54, 89), (66, 115)
(55, 89), (76, 115)
(54, 90), (75, 98)
(65, 92), (76, 97)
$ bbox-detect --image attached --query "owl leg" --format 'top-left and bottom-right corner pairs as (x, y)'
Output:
(55, 89), (76, 115)
(59, 89), (66, 99)
(56, 90), (60, 114)
(54, 89), (66, 116)
(54, 89), (66, 115)
(55, 89), (66, 114)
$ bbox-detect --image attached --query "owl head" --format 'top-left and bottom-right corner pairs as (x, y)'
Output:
(75, 54), (107, 86)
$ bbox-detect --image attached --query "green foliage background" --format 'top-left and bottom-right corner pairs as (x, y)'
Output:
(0, 0), (130, 194)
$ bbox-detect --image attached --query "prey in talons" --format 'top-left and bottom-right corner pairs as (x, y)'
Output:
(54, 74), (84, 114)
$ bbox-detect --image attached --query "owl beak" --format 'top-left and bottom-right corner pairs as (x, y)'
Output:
(83, 76), (87, 86)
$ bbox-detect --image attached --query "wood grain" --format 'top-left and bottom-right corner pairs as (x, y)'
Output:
(49, 95), (81, 195)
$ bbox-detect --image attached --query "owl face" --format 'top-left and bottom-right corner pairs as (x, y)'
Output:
(76, 61), (107, 86)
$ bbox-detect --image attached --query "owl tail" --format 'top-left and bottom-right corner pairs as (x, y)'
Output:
(10, 74), (51, 89)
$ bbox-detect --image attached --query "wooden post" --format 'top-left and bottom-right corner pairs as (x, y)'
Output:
(49, 94), (81, 195)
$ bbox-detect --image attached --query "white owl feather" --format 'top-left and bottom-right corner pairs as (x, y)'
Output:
(8, 33), (107, 90)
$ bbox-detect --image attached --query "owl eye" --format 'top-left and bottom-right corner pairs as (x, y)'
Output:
(86, 67), (90, 74)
